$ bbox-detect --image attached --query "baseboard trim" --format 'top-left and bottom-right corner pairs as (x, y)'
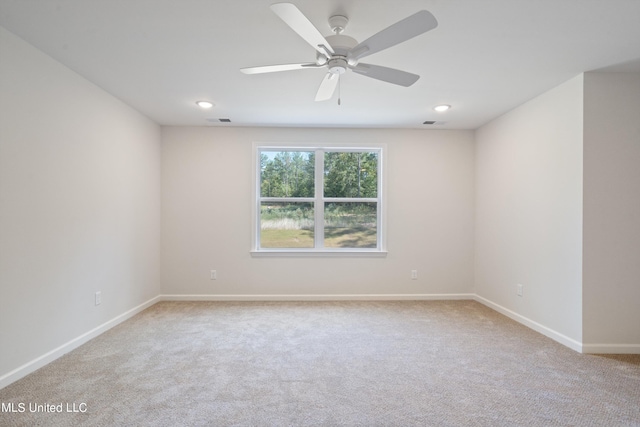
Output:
(0, 295), (160, 390)
(473, 295), (584, 353)
(581, 344), (640, 354)
(160, 293), (476, 302)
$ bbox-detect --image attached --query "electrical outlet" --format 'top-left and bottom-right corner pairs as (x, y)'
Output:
(517, 284), (523, 297)
(95, 291), (102, 306)
(411, 270), (418, 280)
(210, 270), (217, 280)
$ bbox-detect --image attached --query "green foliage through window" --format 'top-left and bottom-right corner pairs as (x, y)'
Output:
(258, 148), (381, 250)
(324, 152), (377, 198)
(260, 151), (314, 198)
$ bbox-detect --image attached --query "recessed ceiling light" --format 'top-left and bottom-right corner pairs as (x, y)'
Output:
(196, 101), (214, 109)
(433, 104), (451, 112)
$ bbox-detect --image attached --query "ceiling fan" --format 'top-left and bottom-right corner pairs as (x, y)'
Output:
(240, 3), (438, 102)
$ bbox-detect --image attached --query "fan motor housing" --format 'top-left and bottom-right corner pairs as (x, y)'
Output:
(325, 34), (358, 73)
(326, 34), (358, 56)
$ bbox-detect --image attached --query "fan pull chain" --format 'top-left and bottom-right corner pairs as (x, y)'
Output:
(338, 74), (341, 106)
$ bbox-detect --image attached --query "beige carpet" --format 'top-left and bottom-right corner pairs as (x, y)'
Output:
(1, 300), (639, 426)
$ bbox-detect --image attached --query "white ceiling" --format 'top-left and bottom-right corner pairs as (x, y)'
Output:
(1, 0), (639, 129)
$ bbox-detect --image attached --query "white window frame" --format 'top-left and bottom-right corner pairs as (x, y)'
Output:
(251, 142), (387, 257)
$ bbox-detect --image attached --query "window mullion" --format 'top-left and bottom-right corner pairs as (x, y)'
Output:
(261, 197), (315, 203)
(323, 197), (378, 203)
(315, 149), (324, 249)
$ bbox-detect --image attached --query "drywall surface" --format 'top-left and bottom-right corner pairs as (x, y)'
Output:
(583, 72), (640, 347)
(161, 126), (474, 297)
(475, 75), (584, 343)
(0, 26), (161, 378)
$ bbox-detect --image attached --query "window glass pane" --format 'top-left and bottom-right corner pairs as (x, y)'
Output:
(324, 152), (378, 198)
(324, 202), (377, 248)
(260, 202), (314, 248)
(260, 151), (314, 197)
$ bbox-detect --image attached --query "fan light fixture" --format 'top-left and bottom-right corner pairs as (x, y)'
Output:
(434, 104), (450, 112)
(196, 101), (214, 109)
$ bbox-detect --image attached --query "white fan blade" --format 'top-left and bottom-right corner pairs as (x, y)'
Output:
(348, 10), (437, 61)
(241, 63), (320, 74)
(315, 73), (339, 101)
(271, 3), (334, 56)
(351, 63), (420, 87)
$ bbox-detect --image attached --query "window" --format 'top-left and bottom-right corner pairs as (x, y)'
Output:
(253, 145), (385, 255)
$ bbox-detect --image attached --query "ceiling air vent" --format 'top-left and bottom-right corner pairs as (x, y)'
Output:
(423, 121), (446, 125)
(205, 118), (232, 123)
(219, 118), (231, 123)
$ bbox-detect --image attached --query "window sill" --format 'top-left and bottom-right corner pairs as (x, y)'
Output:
(250, 250), (388, 258)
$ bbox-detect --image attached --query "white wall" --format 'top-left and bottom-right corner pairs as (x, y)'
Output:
(161, 127), (475, 297)
(0, 26), (161, 383)
(474, 75), (584, 346)
(583, 72), (640, 349)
